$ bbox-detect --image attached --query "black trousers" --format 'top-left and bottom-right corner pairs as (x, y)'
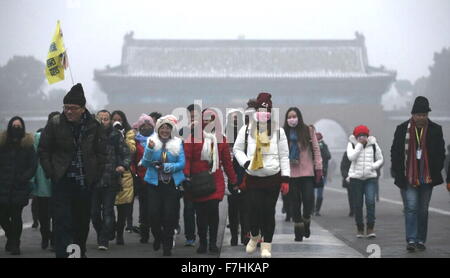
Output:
(36, 197), (53, 243)
(136, 179), (149, 231)
(0, 203), (25, 246)
(52, 177), (91, 258)
(194, 199), (220, 247)
(116, 203), (132, 236)
(247, 185), (280, 243)
(227, 192), (249, 241)
(289, 177), (314, 223)
(147, 180), (179, 250)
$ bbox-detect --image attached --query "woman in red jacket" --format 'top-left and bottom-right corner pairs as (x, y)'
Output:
(184, 108), (237, 254)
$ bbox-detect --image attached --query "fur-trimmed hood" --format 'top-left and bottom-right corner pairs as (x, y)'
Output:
(147, 133), (182, 156)
(0, 131), (34, 148)
(349, 135), (377, 146)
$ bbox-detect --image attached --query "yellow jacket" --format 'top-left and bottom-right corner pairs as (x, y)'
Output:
(116, 130), (136, 205)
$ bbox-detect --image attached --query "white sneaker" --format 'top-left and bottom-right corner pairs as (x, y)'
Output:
(260, 243), (272, 258)
(98, 245), (108, 251)
(246, 234), (261, 254)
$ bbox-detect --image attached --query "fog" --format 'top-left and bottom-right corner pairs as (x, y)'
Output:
(1, 0), (450, 178)
(1, 0), (450, 108)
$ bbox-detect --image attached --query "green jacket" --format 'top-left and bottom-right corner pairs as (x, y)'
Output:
(32, 132), (52, 197)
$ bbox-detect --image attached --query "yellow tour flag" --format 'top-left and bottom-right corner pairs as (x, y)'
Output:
(45, 21), (68, 84)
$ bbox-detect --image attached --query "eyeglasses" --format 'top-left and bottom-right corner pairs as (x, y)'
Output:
(63, 106), (82, 112)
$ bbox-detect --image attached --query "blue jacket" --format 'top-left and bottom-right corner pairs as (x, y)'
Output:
(141, 134), (186, 187)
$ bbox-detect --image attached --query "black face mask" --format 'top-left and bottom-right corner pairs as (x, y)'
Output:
(140, 127), (153, 137)
(10, 127), (24, 139)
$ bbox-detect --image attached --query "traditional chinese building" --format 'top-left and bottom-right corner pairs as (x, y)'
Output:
(94, 32), (398, 176)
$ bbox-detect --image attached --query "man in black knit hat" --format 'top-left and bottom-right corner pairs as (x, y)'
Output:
(39, 83), (106, 258)
(390, 96), (445, 252)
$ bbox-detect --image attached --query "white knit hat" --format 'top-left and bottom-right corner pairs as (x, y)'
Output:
(155, 114), (178, 133)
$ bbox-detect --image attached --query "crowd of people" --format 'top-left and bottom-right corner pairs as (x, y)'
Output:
(0, 83), (449, 258)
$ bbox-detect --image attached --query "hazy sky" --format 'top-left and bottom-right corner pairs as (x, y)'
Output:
(1, 0), (449, 108)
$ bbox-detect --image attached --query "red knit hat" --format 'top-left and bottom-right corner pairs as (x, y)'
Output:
(256, 92), (272, 110)
(353, 125), (370, 137)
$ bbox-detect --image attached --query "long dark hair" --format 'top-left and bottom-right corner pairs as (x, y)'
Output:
(283, 107), (310, 150)
(7, 116), (26, 144)
(111, 110), (132, 132)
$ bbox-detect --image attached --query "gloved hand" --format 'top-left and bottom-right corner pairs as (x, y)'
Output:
(315, 169), (323, 184)
(228, 183), (240, 195)
(280, 182), (289, 195)
(163, 163), (175, 173)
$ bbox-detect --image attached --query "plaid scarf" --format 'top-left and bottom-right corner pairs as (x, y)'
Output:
(405, 119), (432, 187)
(66, 112), (89, 189)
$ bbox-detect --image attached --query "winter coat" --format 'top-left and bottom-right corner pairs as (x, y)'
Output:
(340, 151), (351, 188)
(390, 119), (445, 189)
(289, 126), (322, 178)
(184, 134), (237, 202)
(116, 129), (136, 205)
(347, 135), (384, 180)
(97, 126), (131, 191)
(319, 140), (331, 178)
(233, 123), (290, 182)
(0, 132), (37, 206)
(141, 134), (186, 187)
(38, 111), (106, 188)
(32, 132), (51, 197)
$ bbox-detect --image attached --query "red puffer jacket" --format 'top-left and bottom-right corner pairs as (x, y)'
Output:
(183, 135), (237, 202)
(131, 142), (147, 181)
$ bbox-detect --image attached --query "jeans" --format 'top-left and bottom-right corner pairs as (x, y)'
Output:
(183, 197), (196, 241)
(147, 180), (179, 250)
(52, 177), (91, 258)
(91, 187), (117, 246)
(401, 183), (433, 243)
(289, 177), (314, 222)
(247, 185), (280, 243)
(350, 178), (377, 229)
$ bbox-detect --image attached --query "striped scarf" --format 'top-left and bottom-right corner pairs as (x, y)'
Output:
(405, 119), (432, 187)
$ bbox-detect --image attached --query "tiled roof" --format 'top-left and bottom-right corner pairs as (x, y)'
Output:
(95, 33), (395, 79)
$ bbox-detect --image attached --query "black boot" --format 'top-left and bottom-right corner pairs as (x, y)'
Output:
(41, 236), (49, 250)
(304, 218), (311, 238)
(5, 239), (12, 252)
(294, 222), (305, 242)
(10, 240), (21, 255)
(315, 198), (323, 216)
(140, 225), (149, 244)
(197, 238), (207, 254)
(116, 230), (124, 245)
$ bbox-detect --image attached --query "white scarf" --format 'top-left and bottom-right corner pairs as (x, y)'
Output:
(201, 131), (219, 173)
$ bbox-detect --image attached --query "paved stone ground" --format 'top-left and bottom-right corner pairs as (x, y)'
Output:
(1, 178), (449, 258)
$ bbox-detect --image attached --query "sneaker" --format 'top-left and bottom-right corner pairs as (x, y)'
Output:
(230, 237), (238, 246)
(416, 242), (426, 251)
(356, 230), (365, 238)
(185, 239), (196, 247)
(98, 245), (108, 251)
(125, 227), (133, 233)
(406, 241), (416, 252)
(366, 229), (376, 239)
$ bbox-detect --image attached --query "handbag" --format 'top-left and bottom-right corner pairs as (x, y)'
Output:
(185, 171), (216, 198)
